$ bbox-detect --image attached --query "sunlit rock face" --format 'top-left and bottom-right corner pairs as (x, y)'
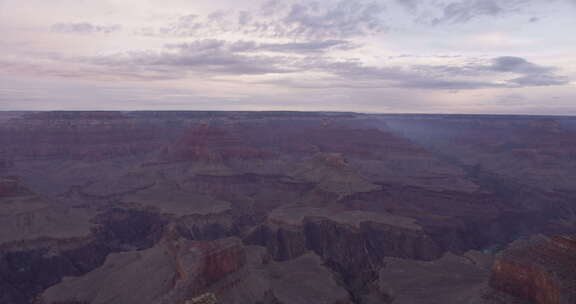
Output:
(489, 235), (576, 304)
(0, 111), (576, 303)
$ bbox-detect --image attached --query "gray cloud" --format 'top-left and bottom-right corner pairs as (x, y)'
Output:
(293, 55), (569, 90)
(417, 0), (575, 25)
(433, 0), (527, 24)
(405, 56), (569, 88)
(137, 0), (386, 39)
(258, 58), (502, 90)
(394, 0), (538, 25)
(390, 0), (576, 26)
(488, 56), (551, 73)
(39, 51), (566, 91)
(488, 56), (569, 86)
(83, 44), (297, 76)
(6, 33), (568, 91)
(510, 74), (569, 86)
(276, 1), (385, 39)
(76, 38), (359, 78)
(395, 0), (419, 11)
(166, 39), (356, 54)
(51, 22), (122, 34)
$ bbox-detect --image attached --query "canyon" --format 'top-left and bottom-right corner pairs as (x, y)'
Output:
(0, 111), (575, 304)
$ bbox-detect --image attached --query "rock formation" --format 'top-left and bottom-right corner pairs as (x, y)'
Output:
(489, 235), (576, 304)
(0, 112), (574, 303)
(379, 251), (493, 304)
(39, 237), (246, 304)
(187, 293), (218, 304)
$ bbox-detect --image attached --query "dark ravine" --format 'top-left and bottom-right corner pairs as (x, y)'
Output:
(0, 206), (166, 304)
(0, 111), (575, 303)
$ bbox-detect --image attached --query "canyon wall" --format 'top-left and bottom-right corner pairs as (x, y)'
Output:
(0, 112), (575, 303)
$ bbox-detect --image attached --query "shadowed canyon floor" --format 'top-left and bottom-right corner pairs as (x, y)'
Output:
(0, 111), (575, 304)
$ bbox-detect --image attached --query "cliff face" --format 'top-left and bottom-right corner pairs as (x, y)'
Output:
(489, 235), (576, 304)
(0, 112), (176, 160)
(40, 236), (351, 304)
(39, 237), (247, 304)
(1, 112), (576, 304)
(164, 124), (273, 162)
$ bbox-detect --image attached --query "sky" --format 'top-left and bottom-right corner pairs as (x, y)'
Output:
(0, 0), (575, 114)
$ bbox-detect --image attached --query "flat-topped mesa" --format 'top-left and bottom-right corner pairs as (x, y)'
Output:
(0, 111), (173, 160)
(490, 235), (576, 304)
(247, 206), (441, 266)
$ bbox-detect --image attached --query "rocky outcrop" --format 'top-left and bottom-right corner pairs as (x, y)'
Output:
(0, 187), (166, 304)
(40, 237), (246, 304)
(40, 237), (351, 304)
(245, 206), (442, 302)
(187, 293), (218, 304)
(379, 251), (493, 304)
(214, 247), (352, 304)
(489, 235), (576, 304)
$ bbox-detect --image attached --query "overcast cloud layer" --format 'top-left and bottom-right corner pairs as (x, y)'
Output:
(1, 0), (575, 114)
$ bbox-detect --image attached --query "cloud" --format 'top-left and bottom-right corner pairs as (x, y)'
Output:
(166, 39), (356, 54)
(488, 56), (569, 86)
(70, 38), (356, 78)
(509, 74), (569, 86)
(395, 0), (419, 11)
(51, 22), (122, 34)
(11, 49), (567, 91)
(437, 0), (522, 23)
(395, 0), (576, 25)
(257, 58), (501, 90)
(136, 0), (386, 39)
(488, 56), (550, 73)
(276, 1), (386, 39)
(82, 43), (297, 76)
(292, 55), (569, 90)
(395, 0), (537, 25)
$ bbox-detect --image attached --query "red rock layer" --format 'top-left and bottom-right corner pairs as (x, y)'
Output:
(168, 238), (247, 297)
(0, 177), (23, 197)
(490, 235), (576, 304)
(165, 125), (272, 162)
(194, 240), (246, 286)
